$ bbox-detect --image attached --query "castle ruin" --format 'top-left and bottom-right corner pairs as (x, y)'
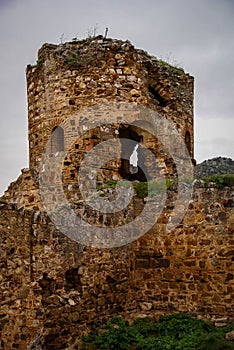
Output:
(0, 36), (233, 349)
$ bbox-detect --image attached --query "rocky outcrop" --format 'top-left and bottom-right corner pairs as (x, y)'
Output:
(195, 157), (234, 178)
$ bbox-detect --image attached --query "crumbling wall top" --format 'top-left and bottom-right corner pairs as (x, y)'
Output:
(27, 35), (192, 79)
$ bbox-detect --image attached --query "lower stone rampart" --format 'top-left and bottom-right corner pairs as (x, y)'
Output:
(3, 168), (41, 211)
(0, 186), (233, 349)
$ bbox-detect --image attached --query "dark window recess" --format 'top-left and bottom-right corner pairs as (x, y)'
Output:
(7, 247), (15, 255)
(65, 268), (82, 293)
(118, 125), (147, 182)
(38, 273), (56, 298)
(51, 126), (64, 153)
(148, 85), (167, 107)
(20, 334), (27, 340)
(185, 131), (191, 156)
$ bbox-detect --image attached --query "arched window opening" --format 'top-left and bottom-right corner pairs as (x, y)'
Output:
(129, 144), (139, 174)
(51, 126), (64, 153)
(118, 125), (147, 182)
(148, 85), (167, 107)
(185, 131), (191, 156)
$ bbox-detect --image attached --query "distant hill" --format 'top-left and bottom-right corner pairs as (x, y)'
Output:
(195, 157), (234, 178)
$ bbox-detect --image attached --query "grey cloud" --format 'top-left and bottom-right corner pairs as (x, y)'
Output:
(197, 137), (234, 162)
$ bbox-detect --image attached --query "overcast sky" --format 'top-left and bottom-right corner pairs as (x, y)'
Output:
(0, 0), (233, 195)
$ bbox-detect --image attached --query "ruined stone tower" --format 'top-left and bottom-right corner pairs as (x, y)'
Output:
(27, 35), (194, 170)
(5, 35), (194, 209)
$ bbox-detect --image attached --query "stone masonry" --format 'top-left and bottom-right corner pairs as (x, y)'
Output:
(0, 37), (233, 349)
(4, 35), (194, 210)
(27, 36), (194, 171)
(0, 185), (234, 349)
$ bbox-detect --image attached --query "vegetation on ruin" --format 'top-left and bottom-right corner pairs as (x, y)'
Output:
(64, 50), (84, 67)
(149, 52), (184, 73)
(0, 197), (7, 204)
(97, 178), (174, 199)
(86, 24), (99, 39)
(157, 59), (184, 74)
(36, 57), (43, 65)
(201, 174), (234, 189)
(96, 174), (234, 200)
(82, 313), (234, 350)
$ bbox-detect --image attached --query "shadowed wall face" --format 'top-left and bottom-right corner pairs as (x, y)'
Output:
(0, 185), (233, 349)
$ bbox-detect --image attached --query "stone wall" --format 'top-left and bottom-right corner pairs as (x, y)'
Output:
(3, 169), (41, 210)
(0, 185), (233, 349)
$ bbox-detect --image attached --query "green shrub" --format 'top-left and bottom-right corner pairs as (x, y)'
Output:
(197, 334), (234, 350)
(202, 174), (234, 189)
(96, 178), (174, 199)
(82, 313), (234, 350)
(83, 316), (142, 350)
(133, 317), (159, 336)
